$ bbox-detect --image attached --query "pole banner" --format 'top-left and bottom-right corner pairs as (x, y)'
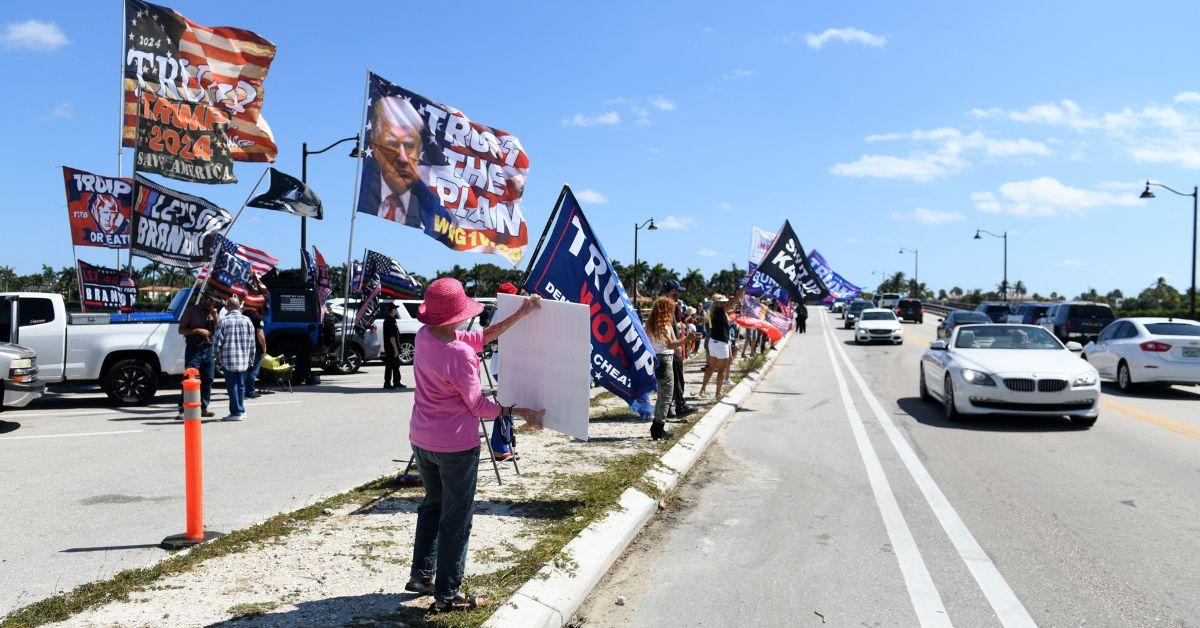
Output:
(807, 249), (862, 300)
(77, 261), (137, 311)
(63, 167), (133, 249)
(130, 174), (231, 268)
(755, 220), (831, 303)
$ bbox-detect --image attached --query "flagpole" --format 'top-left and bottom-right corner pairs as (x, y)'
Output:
(117, 0), (127, 180)
(518, 183), (570, 289)
(71, 246), (86, 314)
(340, 70), (371, 362)
(192, 168), (269, 305)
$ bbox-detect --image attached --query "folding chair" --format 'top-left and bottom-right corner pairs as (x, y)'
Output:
(258, 354), (294, 393)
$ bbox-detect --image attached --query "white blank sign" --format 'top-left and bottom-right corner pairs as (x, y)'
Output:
(496, 293), (591, 441)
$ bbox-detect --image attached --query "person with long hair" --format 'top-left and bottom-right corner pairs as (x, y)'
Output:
(699, 291), (739, 399)
(646, 296), (699, 440)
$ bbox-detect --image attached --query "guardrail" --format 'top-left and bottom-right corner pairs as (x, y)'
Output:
(924, 301), (974, 316)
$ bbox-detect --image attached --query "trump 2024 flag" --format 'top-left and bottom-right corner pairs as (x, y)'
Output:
(755, 220), (830, 304)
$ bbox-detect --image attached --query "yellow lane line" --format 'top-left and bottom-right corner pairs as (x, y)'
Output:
(904, 331), (932, 346)
(1100, 396), (1200, 441)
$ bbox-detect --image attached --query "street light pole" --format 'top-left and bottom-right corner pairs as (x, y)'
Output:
(1141, 181), (1198, 318)
(974, 229), (1008, 301)
(899, 247), (919, 296)
(300, 135), (360, 279)
(632, 218), (656, 305)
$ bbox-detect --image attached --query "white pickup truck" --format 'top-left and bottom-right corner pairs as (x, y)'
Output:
(1, 291), (187, 405)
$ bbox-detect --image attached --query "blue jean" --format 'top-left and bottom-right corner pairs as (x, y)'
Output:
(410, 444), (480, 603)
(223, 368), (246, 416)
(243, 351), (262, 398)
(180, 345), (214, 410)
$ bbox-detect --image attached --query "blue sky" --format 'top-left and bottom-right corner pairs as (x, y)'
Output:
(3, 1), (1200, 298)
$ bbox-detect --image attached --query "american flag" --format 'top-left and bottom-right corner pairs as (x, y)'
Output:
(197, 235), (278, 280)
(199, 236), (270, 307)
(363, 249), (422, 298)
(122, 0), (277, 162)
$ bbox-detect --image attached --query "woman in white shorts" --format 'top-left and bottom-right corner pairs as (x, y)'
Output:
(699, 291), (738, 398)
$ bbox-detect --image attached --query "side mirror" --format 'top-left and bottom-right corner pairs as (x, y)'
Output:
(937, 317), (944, 323)
(930, 339), (948, 351)
(1066, 341), (1083, 352)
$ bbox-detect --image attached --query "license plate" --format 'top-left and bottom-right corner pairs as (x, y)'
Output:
(1184, 347), (1200, 358)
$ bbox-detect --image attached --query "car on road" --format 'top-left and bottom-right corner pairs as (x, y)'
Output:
(877, 293), (901, 309)
(936, 311), (991, 339)
(855, 308), (903, 345)
(1082, 318), (1200, 392)
(0, 342), (44, 411)
(975, 302), (1012, 323)
(1038, 302), (1115, 343)
(843, 299), (873, 328)
(1006, 302), (1051, 325)
(896, 298), (924, 323)
(321, 312), (381, 375)
(919, 324), (1098, 426)
(830, 297), (852, 313)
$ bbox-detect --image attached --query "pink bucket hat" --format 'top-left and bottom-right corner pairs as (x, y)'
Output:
(417, 277), (483, 325)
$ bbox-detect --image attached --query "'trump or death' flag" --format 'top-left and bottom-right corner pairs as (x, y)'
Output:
(523, 187), (657, 404)
(135, 91), (237, 184)
(77, 261), (137, 311)
(807, 250), (861, 300)
(356, 72), (531, 266)
(130, 175), (231, 268)
(62, 167), (133, 249)
(122, 0), (278, 162)
(756, 220), (831, 303)
(248, 168), (322, 218)
(362, 249), (422, 298)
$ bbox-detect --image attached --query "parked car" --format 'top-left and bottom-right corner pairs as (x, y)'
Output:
(855, 308), (903, 345)
(896, 298), (924, 323)
(975, 302), (1012, 323)
(1006, 302), (1051, 325)
(877, 293), (902, 309)
(321, 312), (381, 374)
(919, 324), (1099, 427)
(1038, 302), (1115, 342)
(328, 296), (493, 366)
(0, 341), (44, 411)
(1082, 318), (1200, 392)
(843, 300), (873, 328)
(936, 311), (992, 339)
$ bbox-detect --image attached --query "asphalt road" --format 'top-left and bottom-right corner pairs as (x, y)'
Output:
(0, 362), (417, 615)
(580, 307), (1200, 627)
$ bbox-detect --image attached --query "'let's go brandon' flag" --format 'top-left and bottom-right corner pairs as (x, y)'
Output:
(356, 72), (530, 266)
(130, 175), (231, 268)
(77, 261), (137, 312)
(122, 0), (277, 163)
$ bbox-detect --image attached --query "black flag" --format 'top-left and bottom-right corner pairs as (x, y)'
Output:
(755, 220), (830, 303)
(248, 168), (323, 218)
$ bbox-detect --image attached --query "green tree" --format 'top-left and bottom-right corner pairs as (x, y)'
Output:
(681, 268), (707, 295)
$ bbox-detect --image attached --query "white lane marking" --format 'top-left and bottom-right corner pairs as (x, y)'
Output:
(4, 400), (301, 420)
(0, 429), (144, 441)
(822, 309), (1037, 627)
(820, 318), (951, 627)
(246, 400), (303, 407)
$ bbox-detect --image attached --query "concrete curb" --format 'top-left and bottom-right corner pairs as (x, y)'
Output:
(484, 332), (794, 628)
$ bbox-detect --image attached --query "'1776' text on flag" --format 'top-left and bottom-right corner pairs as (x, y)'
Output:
(356, 72), (530, 266)
(62, 167), (133, 249)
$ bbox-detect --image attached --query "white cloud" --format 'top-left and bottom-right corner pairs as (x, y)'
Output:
(649, 96), (676, 111)
(970, 98), (1190, 135)
(560, 111), (620, 127)
(721, 68), (755, 81)
(1176, 92), (1200, 104)
(845, 237), (860, 245)
(46, 102), (73, 119)
(833, 127), (1049, 181)
(972, 177), (1145, 217)
(647, 145), (665, 157)
(1057, 259), (1084, 267)
(800, 27), (886, 50)
(697, 248), (718, 257)
(714, 201), (732, 211)
(658, 216), (700, 230)
(575, 189), (608, 204)
(831, 153), (964, 182)
(890, 207), (965, 225)
(1, 20), (68, 52)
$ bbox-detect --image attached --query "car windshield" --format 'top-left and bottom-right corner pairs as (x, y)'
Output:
(849, 302), (870, 311)
(954, 325), (1061, 349)
(1145, 322), (1200, 336)
(862, 311), (897, 321)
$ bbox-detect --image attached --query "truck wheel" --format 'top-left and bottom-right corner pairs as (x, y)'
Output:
(273, 339), (312, 384)
(398, 336), (416, 366)
(104, 359), (158, 406)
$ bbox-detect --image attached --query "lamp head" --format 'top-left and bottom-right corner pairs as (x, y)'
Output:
(974, 230), (982, 240)
(1140, 181), (1155, 199)
(648, 219), (658, 231)
(348, 140), (361, 158)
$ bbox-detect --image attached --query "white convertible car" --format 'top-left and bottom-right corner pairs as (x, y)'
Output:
(919, 324), (1100, 427)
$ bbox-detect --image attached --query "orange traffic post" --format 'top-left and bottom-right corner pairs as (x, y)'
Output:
(161, 368), (224, 550)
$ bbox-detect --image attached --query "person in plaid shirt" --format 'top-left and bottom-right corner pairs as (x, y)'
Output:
(213, 297), (257, 421)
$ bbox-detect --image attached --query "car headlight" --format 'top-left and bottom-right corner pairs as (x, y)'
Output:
(1072, 371), (1097, 387)
(10, 358), (32, 369)
(961, 368), (997, 386)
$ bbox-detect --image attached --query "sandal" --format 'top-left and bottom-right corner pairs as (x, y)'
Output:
(404, 577), (435, 595)
(430, 594), (488, 613)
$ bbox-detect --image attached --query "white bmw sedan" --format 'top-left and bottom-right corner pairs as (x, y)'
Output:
(919, 324), (1100, 427)
(855, 308), (903, 345)
(1082, 317), (1200, 392)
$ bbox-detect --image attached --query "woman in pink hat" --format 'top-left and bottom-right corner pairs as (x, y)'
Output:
(405, 277), (544, 613)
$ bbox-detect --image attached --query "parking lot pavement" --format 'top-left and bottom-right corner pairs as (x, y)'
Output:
(0, 363), (417, 615)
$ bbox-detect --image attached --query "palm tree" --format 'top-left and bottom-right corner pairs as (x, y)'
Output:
(951, 286), (964, 298)
(1013, 280), (1027, 298)
(681, 268), (707, 295)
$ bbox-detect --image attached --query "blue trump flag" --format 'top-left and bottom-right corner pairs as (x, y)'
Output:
(523, 187), (658, 405)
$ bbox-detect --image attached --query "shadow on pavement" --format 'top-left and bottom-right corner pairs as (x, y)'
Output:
(359, 495), (584, 522)
(1101, 381), (1200, 401)
(207, 593), (426, 627)
(0, 419), (19, 434)
(896, 397), (1082, 432)
(61, 543), (161, 554)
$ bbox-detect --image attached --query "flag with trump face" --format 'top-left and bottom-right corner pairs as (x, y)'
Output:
(355, 72), (530, 266)
(122, 0), (278, 163)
